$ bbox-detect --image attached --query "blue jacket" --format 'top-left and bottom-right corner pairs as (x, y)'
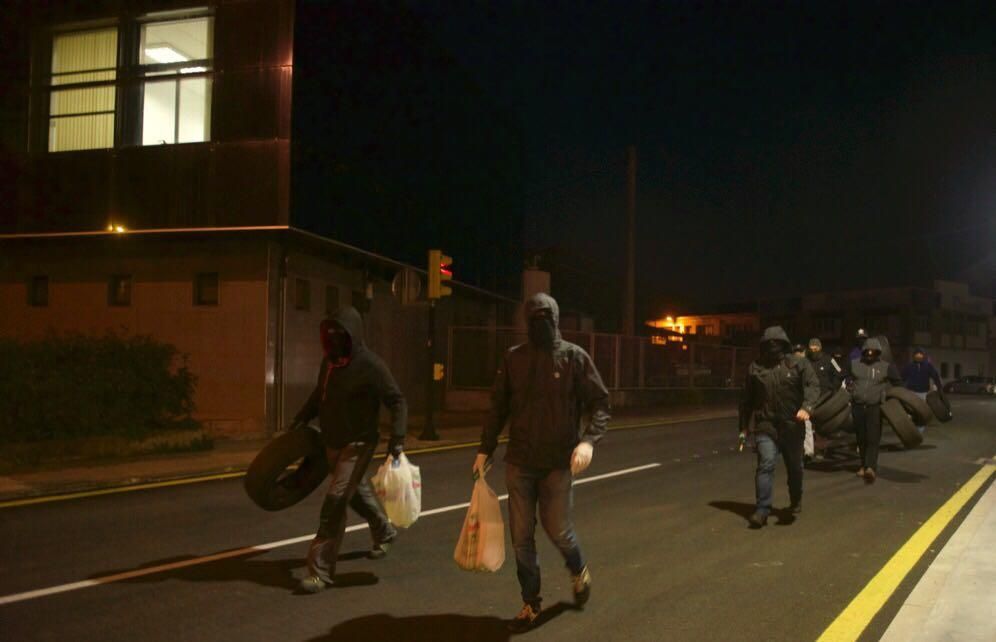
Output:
(901, 361), (941, 393)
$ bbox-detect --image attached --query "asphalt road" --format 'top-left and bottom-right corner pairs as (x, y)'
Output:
(2, 397), (994, 642)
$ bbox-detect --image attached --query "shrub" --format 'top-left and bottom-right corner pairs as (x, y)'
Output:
(0, 332), (199, 443)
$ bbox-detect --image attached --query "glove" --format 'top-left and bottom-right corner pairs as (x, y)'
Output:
(387, 435), (404, 459)
(570, 442), (593, 475)
(473, 453), (489, 477)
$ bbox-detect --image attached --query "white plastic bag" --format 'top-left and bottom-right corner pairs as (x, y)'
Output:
(804, 419), (815, 457)
(371, 453), (421, 528)
(454, 472), (505, 572)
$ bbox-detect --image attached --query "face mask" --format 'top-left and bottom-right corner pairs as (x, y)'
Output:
(862, 349), (879, 362)
(321, 323), (352, 362)
(528, 315), (556, 350)
(763, 340), (784, 362)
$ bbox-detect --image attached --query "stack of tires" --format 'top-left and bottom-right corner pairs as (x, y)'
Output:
(880, 388), (930, 449)
(244, 426), (330, 511)
(811, 388), (852, 437)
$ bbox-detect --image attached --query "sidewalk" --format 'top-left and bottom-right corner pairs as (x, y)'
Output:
(879, 471), (996, 642)
(0, 405), (737, 503)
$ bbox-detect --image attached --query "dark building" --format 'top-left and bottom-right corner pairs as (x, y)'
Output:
(0, 0), (524, 436)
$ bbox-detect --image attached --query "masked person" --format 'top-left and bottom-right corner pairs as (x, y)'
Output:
(739, 327), (820, 527)
(292, 307), (408, 593)
(847, 338), (903, 483)
(805, 338), (845, 460)
(848, 328), (869, 363)
(900, 347), (941, 435)
(474, 293), (610, 632)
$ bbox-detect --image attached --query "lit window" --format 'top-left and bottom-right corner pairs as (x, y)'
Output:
(295, 279), (310, 311)
(139, 13), (213, 145)
(48, 28), (118, 152)
(28, 276), (49, 307)
(194, 272), (219, 306)
(108, 274), (132, 306)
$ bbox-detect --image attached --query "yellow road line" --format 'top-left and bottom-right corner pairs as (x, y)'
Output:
(816, 458), (996, 642)
(0, 411), (736, 509)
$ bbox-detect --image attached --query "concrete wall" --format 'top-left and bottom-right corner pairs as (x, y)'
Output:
(0, 238), (271, 437)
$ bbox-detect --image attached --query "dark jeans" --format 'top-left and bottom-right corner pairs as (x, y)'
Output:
(306, 442), (395, 583)
(506, 463), (585, 608)
(852, 403), (883, 472)
(754, 430), (804, 516)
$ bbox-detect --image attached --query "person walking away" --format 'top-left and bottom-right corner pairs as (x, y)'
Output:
(805, 338), (842, 460)
(293, 307), (408, 593)
(474, 293), (610, 632)
(739, 326), (820, 528)
(901, 347), (941, 434)
(847, 338), (903, 484)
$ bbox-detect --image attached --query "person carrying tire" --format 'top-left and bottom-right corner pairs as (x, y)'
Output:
(739, 326), (820, 528)
(901, 347), (941, 435)
(293, 306), (408, 593)
(846, 338), (903, 484)
(804, 338), (843, 460)
(474, 293), (610, 632)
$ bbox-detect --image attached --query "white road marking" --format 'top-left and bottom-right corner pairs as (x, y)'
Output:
(0, 462), (660, 607)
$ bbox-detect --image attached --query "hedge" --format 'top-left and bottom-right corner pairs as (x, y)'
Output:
(0, 332), (198, 442)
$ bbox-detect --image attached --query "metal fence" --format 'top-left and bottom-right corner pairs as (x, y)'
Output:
(448, 326), (756, 390)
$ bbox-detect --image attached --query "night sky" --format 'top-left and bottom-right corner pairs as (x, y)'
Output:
(411, 1), (996, 322)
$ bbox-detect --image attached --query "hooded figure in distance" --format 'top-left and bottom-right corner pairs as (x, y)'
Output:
(292, 306), (408, 593)
(475, 293), (610, 632)
(847, 338), (903, 483)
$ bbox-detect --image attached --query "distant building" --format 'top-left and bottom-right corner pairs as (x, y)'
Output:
(646, 304), (760, 347)
(760, 281), (994, 380)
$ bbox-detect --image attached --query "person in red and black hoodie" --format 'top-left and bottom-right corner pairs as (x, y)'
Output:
(292, 306), (408, 593)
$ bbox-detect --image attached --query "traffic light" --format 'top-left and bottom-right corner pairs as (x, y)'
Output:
(433, 363), (445, 381)
(427, 249), (453, 299)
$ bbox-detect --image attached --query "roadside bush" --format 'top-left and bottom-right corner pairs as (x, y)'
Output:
(0, 332), (198, 443)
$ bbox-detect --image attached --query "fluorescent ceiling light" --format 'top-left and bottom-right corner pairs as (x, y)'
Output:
(181, 66), (207, 74)
(144, 46), (187, 64)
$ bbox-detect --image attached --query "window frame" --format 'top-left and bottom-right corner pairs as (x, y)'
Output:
(108, 274), (133, 306)
(294, 278), (311, 312)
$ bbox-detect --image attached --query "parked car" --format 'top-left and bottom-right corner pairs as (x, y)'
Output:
(942, 376), (995, 395)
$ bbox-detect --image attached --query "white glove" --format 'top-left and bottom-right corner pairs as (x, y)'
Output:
(571, 442), (593, 475)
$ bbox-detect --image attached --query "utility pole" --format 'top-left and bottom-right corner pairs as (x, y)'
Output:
(623, 145), (637, 336)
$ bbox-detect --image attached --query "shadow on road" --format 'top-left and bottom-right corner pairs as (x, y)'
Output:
(306, 602), (574, 642)
(707, 501), (796, 527)
(89, 548), (379, 592)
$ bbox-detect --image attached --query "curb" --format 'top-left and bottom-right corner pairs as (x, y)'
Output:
(0, 410), (738, 508)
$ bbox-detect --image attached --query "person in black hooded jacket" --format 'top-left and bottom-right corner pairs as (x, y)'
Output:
(293, 306), (408, 593)
(739, 326), (820, 527)
(847, 337), (903, 484)
(475, 293), (610, 632)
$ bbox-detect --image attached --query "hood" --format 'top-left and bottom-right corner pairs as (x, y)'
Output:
(760, 326), (791, 349)
(862, 338), (883, 353)
(327, 306), (365, 350)
(524, 293), (561, 328)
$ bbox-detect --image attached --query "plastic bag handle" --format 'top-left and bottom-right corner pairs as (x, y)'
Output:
(472, 459), (493, 482)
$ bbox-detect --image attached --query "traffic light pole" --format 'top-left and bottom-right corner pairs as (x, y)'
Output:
(420, 299), (440, 440)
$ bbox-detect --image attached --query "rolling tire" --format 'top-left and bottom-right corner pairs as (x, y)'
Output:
(885, 387), (933, 426)
(926, 391), (953, 423)
(881, 398), (923, 449)
(244, 427), (329, 511)
(812, 388), (849, 424)
(815, 404), (852, 436)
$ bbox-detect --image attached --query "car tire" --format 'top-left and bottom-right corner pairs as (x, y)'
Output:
(244, 426), (330, 511)
(816, 404), (852, 436)
(926, 391), (953, 423)
(812, 388), (850, 424)
(885, 387), (933, 426)
(881, 398), (923, 449)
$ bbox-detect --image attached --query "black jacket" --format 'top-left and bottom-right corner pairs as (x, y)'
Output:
(848, 338), (903, 405)
(807, 352), (843, 395)
(479, 293), (611, 469)
(739, 326), (820, 439)
(294, 307), (407, 448)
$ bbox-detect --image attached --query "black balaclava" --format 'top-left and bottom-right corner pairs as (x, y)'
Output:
(762, 339), (785, 365)
(861, 348), (881, 363)
(528, 310), (557, 351)
(320, 319), (352, 364)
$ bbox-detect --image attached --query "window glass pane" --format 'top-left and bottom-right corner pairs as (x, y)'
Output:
(50, 85), (116, 115)
(195, 273), (219, 306)
(178, 77), (211, 143)
(142, 80), (177, 145)
(52, 28), (118, 77)
(49, 113), (114, 151)
(295, 279), (310, 311)
(140, 17), (212, 68)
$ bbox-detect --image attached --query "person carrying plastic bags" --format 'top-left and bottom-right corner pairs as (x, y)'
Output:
(454, 465), (505, 573)
(292, 307), (408, 593)
(473, 293), (610, 633)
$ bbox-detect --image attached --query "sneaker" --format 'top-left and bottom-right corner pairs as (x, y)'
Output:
(789, 501), (802, 514)
(856, 467), (866, 477)
(298, 576), (329, 594)
(748, 511), (768, 528)
(572, 566), (592, 608)
(507, 603), (541, 633)
(864, 468), (876, 484)
(369, 535), (395, 560)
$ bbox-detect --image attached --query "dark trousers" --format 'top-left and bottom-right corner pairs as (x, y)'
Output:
(754, 430), (804, 515)
(852, 403), (883, 472)
(306, 442), (395, 583)
(506, 463), (585, 608)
